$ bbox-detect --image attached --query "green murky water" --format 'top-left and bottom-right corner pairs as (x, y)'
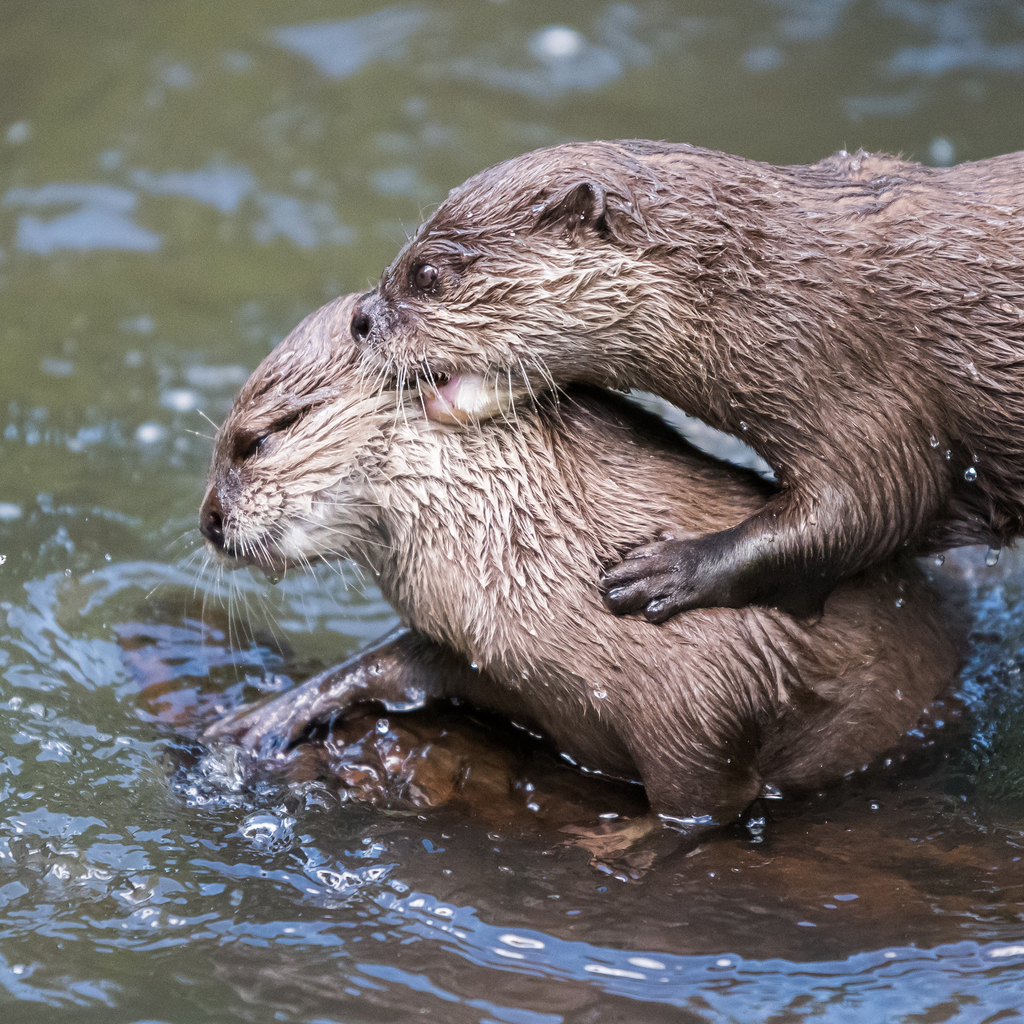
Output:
(3, 2), (1024, 1021)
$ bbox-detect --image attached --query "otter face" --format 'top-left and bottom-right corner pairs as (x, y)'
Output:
(199, 295), (395, 574)
(350, 144), (654, 409)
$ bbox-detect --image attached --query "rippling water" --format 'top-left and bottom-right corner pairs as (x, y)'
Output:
(3, 2), (1024, 1020)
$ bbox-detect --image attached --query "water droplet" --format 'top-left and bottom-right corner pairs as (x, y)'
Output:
(933, 553), (945, 566)
(470, 662), (479, 670)
(895, 689), (903, 700)
(375, 718), (390, 734)
(964, 466), (977, 482)
(944, 449), (952, 460)
(136, 422), (167, 444)
(64, 568), (72, 578)
(929, 435), (940, 448)
(894, 597), (905, 608)
(104, 552), (112, 562)
(593, 689), (608, 700)
(739, 421), (748, 432)
(986, 548), (1001, 567)
(929, 137), (954, 166)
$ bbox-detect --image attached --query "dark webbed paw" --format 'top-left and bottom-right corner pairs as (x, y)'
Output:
(602, 536), (730, 623)
(202, 692), (320, 759)
(602, 533), (828, 621)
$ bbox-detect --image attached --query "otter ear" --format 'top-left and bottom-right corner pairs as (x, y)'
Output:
(534, 181), (608, 238)
(533, 180), (644, 246)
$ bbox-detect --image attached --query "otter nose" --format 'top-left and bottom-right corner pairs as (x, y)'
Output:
(351, 303), (372, 344)
(199, 488), (226, 550)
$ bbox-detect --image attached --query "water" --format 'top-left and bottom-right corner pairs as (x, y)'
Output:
(3, 2), (1024, 1020)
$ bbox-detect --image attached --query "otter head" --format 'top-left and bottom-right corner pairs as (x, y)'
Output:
(350, 142), (675, 414)
(199, 294), (396, 574)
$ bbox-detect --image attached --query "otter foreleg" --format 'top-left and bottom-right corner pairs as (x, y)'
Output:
(601, 453), (948, 621)
(601, 509), (838, 621)
(203, 628), (474, 758)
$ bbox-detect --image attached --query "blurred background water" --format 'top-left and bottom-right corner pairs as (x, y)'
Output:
(3, 2), (1024, 1021)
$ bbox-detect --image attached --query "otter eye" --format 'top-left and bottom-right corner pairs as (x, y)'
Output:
(233, 410), (303, 462)
(414, 264), (438, 291)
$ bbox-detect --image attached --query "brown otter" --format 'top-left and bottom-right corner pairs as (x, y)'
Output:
(347, 140), (1024, 621)
(198, 293), (959, 830)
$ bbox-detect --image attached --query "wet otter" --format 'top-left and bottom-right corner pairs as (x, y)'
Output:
(348, 140), (1024, 621)
(199, 293), (959, 829)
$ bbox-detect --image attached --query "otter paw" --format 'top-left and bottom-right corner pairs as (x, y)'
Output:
(602, 538), (711, 623)
(202, 691), (322, 759)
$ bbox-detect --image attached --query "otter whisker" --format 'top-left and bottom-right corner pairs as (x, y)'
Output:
(182, 427), (216, 442)
(196, 408), (221, 433)
(516, 356), (539, 407)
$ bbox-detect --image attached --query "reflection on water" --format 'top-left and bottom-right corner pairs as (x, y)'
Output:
(3, 0), (1024, 1020)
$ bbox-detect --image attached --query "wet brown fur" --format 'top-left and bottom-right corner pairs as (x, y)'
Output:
(201, 295), (959, 825)
(354, 140), (1024, 614)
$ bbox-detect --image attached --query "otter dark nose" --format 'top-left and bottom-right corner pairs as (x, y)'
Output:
(351, 304), (372, 344)
(199, 488), (226, 550)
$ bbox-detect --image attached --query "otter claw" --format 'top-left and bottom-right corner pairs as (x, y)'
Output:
(643, 598), (679, 624)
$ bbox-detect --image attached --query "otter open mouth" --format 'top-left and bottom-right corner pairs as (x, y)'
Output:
(416, 372), (519, 425)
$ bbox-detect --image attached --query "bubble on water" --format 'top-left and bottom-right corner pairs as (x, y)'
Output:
(122, 316), (155, 335)
(136, 422), (167, 444)
(161, 389), (198, 412)
(0, 503), (22, 521)
(6, 121), (30, 145)
(585, 964), (647, 979)
(986, 548), (1001, 567)
(240, 812), (296, 852)
(40, 358), (74, 377)
(629, 957), (665, 970)
(530, 25), (583, 61)
(500, 933), (545, 950)
(964, 466), (978, 482)
(744, 45), (783, 72)
(929, 137), (955, 166)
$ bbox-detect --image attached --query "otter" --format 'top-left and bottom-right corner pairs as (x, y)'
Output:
(198, 293), (959, 830)
(347, 140), (1024, 622)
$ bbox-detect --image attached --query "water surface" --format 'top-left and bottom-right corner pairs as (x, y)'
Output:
(3, 2), (1024, 1020)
